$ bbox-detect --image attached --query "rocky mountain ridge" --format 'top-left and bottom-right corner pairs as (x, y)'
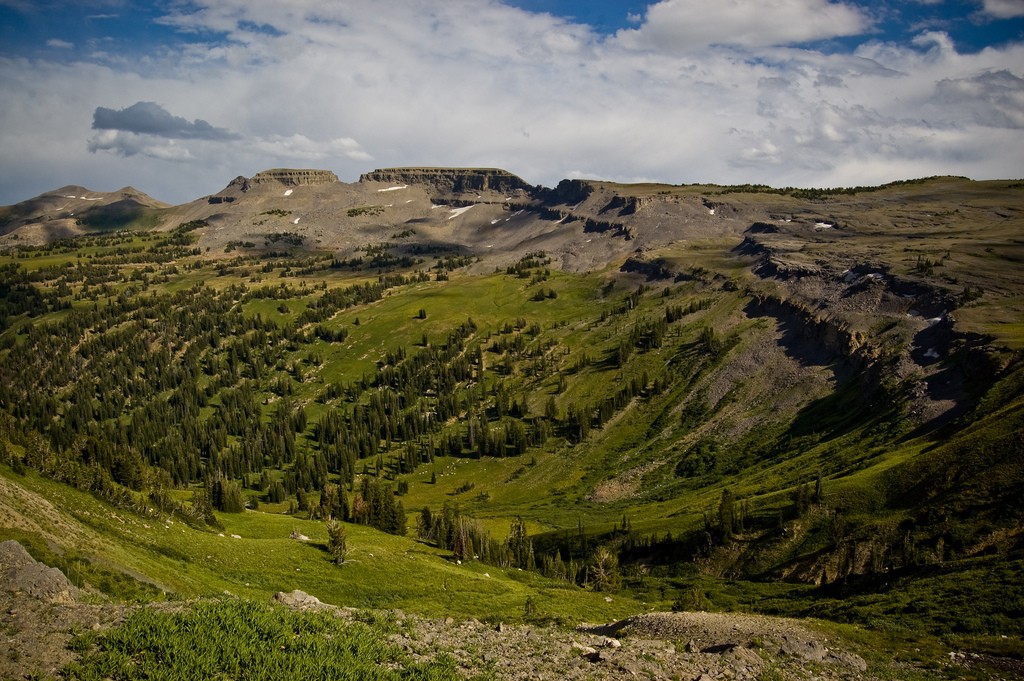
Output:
(2, 168), (1020, 430)
(359, 167), (534, 197)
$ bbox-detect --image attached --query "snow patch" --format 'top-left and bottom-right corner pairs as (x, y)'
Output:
(447, 205), (474, 220)
(283, 189), (293, 196)
(815, 221), (834, 229)
(924, 348), (940, 360)
(292, 217), (300, 225)
(490, 219), (501, 225)
(708, 208), (715, 215)
(377, 185), (408, 192)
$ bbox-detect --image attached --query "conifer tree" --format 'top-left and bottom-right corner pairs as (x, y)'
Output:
(326, 520), (347, 565)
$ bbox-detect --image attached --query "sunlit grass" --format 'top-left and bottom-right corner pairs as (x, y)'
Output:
(63, 598), (459, 680)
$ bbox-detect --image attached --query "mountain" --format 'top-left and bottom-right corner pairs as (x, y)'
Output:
(1, 168), (1023, 678)
(0, 185), (169, 242)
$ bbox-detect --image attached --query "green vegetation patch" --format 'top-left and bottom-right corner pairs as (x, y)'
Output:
(348, 205), (386, 218)
(63, 598), (457, 680)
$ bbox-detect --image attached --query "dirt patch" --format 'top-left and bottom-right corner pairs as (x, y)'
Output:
(588, 460), (661, 503)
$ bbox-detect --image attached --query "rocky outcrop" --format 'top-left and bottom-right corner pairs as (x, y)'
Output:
(248, 169), (339, 186)
(599, 194), (647, 216)
(359, 167), (532, 196)
(541, 179), (594, 206)
(744, 294), (867, 367)
(0, 540), (78, 602)
(207, 169), (338, 203)
(621, 256), (677, 280)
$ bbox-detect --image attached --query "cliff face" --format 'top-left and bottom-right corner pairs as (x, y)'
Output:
(359, 167), (533, 196)
(248, 169), (339, 186)
(207, 169), (339, 203)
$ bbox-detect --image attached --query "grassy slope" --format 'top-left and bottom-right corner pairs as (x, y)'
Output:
(1, 179), (1022, 669)
(0, 463), (639, 624)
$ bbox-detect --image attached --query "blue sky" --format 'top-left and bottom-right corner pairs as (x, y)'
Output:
(1, 0), (1022, 204)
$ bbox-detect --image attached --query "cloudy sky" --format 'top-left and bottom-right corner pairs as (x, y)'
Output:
(1, 0), (1022, 204)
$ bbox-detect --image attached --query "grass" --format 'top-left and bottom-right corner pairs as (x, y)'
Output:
(63, 598), (459, 680)
(0, 463), (641, 624)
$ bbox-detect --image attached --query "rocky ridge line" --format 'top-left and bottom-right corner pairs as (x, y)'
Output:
(249, 168), (340, 186)
(359, 167), (534, 197)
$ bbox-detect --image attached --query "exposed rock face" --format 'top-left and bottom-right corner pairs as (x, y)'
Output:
(0, 540), (78, 602)
(359, 167), (533, 196)
(543, 178), (594, 205)
(248, 169), (339, 186)
(207, 169), (338, 203)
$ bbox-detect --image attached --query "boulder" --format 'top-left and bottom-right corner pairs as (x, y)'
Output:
(273, 589), (325, 610)
(0, 540), (78, 602)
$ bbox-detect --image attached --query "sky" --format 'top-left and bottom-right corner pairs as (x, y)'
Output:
(1, 0), (1023, 205)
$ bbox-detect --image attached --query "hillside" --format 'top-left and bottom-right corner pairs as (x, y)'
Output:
(1, 168), (1023, 678)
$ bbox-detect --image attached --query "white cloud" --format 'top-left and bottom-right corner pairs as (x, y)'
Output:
(87, 129), (195, 160)
(247, 134), (373, 162)
(45, 38), (74, 49)
(1, 0), (1023, 205)
(980, 0), (1024, 19)
(616, 0), (870, 51)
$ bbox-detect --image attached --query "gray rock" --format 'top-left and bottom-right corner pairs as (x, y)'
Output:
(778, 635), (828, 662)
(827, 649), (868, 671)
(723, 644), (763, 671)
(571, 641), (597, 656)
(0, 540), (78, 602)
(273, 589), (324, 609)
